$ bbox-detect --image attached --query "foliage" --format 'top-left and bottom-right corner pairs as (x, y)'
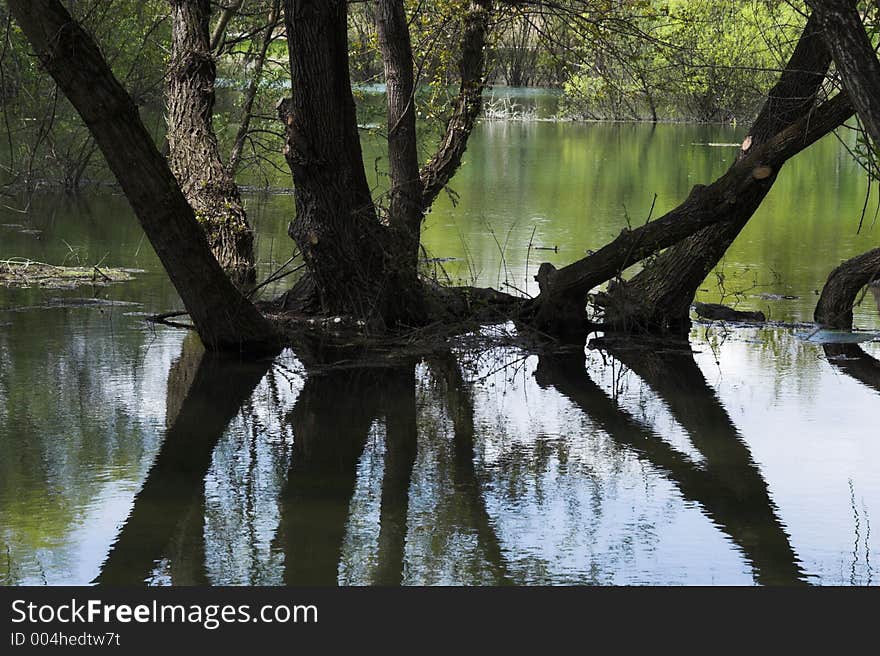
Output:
(0, 0), (169, 190)
(560, 0), (805, 122)
(0, 0), (836, 193)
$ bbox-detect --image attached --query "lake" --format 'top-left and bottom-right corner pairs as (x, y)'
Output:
(1, 113), (878, 585)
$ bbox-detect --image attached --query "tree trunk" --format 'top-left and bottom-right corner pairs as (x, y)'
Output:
(280, 0), (412, 325)
(807, 1), (880, 330)
(419, 0), (492, 211)
(522, 92), (853, 337)
(7, 0), (276, 351)
(814, 248), (880, 329)
(167, 0), (255, 283)
(808, 0), (880, 147)
(277, 0), (495, 327)
(376, 0), (423, 272)
(597, 13), (833, 335)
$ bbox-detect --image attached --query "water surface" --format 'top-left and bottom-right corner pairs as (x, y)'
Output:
(1, 118), (878, 586)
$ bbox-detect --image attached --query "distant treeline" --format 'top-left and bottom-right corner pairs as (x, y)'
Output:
(0, 0), (809, 191)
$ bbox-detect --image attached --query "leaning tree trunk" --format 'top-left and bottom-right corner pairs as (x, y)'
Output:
(807, 1), (880, 329)
(6, 0), (276, 351)
(522, 92), (854, 337)
(167, 0), (255, 283)
(814, 248), (880, 329)
(596, 13), (833, 335)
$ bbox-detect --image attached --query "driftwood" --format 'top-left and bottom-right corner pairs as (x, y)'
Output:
(694, 302), (766, 323)
(0, 258), (136, 289)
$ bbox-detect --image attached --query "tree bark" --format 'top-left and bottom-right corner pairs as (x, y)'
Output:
(808, 0), (880, 147)
(167, 0), (255, 282)
(276, 0), (495, 327)
(7, 0), (277, 351)
(376, 0), (423, 270)
(281, 0), (424, 326)
(596, 13), (834, 335)
(522, 92), (854, 337)
(814, 249), (880, 329)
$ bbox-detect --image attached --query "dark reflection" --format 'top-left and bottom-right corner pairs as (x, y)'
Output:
(275, 365), (393, 585)
(374, 367), (418, 585)
(431, 356), (512, 585)
(95, 336), (272, 585)
(89, 335), (815, 585)
(824, 343), (880, 395)
(274, 354), (511, 586)
(535, 341), (808, 586)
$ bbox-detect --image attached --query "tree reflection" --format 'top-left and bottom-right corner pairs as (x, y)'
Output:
(431, 355), (512, 585)
(92, 335), (817, 585)
(275, 355), (512, 585)
(374, 367), (418, 585)
(535, 341), (807, 586)
(823, 343), (880, 395)
(275, 365), (390, 585)
(95, 336), (272, 585)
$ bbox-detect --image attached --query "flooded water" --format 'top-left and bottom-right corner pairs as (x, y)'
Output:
(1, 116), (878, 586)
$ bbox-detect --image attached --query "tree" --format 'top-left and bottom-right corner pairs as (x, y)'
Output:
(523, 91), (852, 337)
(807, 0), (880, 330)
(277, 0), (494, 327)
(0, 0), (169, 191)
(225, 0), (283, 176)
(5, 0), (277, 351)
(596, 12), (841, 335)
(166, 0), (256, 282)
(557, 0), (797, 122)
(8, 0), (863, 351)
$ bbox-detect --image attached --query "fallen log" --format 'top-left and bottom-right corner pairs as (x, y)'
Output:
(694, 302), (766, 323)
